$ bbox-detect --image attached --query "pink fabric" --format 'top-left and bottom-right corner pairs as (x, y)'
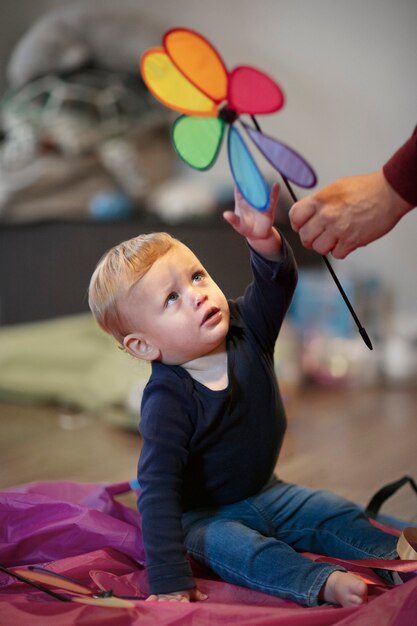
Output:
(1, 480), (416, 625)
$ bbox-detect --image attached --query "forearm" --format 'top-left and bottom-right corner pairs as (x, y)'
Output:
(138, 404), (195, 595)
(383, 126), (417, 207)
(140, 484), (195, 595)
(379, 168), (414, 221)
(245, 238), (298, 344)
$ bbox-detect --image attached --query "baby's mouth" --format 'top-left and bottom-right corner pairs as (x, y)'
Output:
(201, 307), (221, 326)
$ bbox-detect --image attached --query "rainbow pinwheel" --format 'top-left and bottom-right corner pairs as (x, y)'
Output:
(141, 27), (317, 211)
(141, 27), (373, 350)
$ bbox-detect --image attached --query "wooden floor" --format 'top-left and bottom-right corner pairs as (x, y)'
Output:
(1, 384), (416, 523)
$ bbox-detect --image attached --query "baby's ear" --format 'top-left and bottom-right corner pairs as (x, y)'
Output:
(123, 334), (160, 362)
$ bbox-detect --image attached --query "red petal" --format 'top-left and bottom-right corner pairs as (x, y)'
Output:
(228, 66), (284, 115)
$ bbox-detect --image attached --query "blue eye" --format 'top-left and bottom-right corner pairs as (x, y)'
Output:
(192, 271), (204, 283)
(166, 292), (179, 306)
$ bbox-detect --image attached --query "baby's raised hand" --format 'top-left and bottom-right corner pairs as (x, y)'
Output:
(223, 183), (279, 241)
(146, 588), (208, 602)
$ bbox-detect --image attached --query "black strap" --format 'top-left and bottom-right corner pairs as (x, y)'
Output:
(365, 475), (417, 519)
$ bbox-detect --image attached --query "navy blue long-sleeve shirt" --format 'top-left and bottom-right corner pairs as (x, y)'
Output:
(137, 239), (298, 594)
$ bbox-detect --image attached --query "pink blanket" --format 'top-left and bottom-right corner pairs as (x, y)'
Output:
(1, 480), (416, 625)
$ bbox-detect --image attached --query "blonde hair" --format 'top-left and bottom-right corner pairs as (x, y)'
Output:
(88, 232), (177, 344)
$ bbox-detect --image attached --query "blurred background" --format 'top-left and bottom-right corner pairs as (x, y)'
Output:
(0, 0), (416, 521)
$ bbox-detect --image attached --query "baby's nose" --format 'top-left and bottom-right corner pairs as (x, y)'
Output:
(193, 291), (207, 308)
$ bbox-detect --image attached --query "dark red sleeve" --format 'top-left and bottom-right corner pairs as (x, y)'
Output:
(382, 126), (417, 206)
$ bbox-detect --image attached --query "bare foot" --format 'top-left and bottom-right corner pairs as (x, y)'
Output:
(321, 571), (368, 607)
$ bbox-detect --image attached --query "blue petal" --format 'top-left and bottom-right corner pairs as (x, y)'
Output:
(227, 126), (269, 211)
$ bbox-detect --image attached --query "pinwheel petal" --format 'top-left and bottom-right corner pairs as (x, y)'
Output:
(164, 28), (228, 103)
(243, 123), (317, 188)
(228, 66), (284, 115)
(13, 568), (91, 595)
(172, 116), (225, 170)
(228, 126), (269, 211)
(73, 596), (135, 608)
(141, 48), (217, 116)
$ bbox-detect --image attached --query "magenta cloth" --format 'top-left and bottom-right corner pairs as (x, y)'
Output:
(1, 480), (416, 625)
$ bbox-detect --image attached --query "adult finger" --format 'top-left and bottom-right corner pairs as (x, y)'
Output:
(289, 197), (317, 232)
(309, 230), (338, 256)
(297, 218), (326, 249)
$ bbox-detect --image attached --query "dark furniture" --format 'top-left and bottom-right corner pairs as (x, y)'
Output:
(0, 216), (318, 326)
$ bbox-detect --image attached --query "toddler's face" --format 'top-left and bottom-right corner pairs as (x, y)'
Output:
(121, 243), (230, 365)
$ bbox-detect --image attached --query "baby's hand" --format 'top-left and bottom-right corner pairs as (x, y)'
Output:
(224, 184), (282, 259)
(146, 588), (208, 602)
(223, 183), (279, 241)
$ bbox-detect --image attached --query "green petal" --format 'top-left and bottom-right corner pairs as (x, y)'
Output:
(172, 116), (224, 170)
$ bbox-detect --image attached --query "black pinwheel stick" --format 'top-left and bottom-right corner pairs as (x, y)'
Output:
(280, 173), (373, 350)
(250, 115), (373, 350)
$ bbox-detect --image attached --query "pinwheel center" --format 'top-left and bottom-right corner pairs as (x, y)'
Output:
(218, 105), (238, 125)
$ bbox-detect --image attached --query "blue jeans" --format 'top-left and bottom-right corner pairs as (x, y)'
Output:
(182, 477), (398, 606)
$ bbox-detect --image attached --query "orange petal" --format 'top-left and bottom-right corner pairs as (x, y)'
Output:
(141, 47), (217, 116)
(164, 29), (228, 103)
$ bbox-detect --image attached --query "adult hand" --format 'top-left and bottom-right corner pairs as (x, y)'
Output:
(289, 170), (412, 258)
